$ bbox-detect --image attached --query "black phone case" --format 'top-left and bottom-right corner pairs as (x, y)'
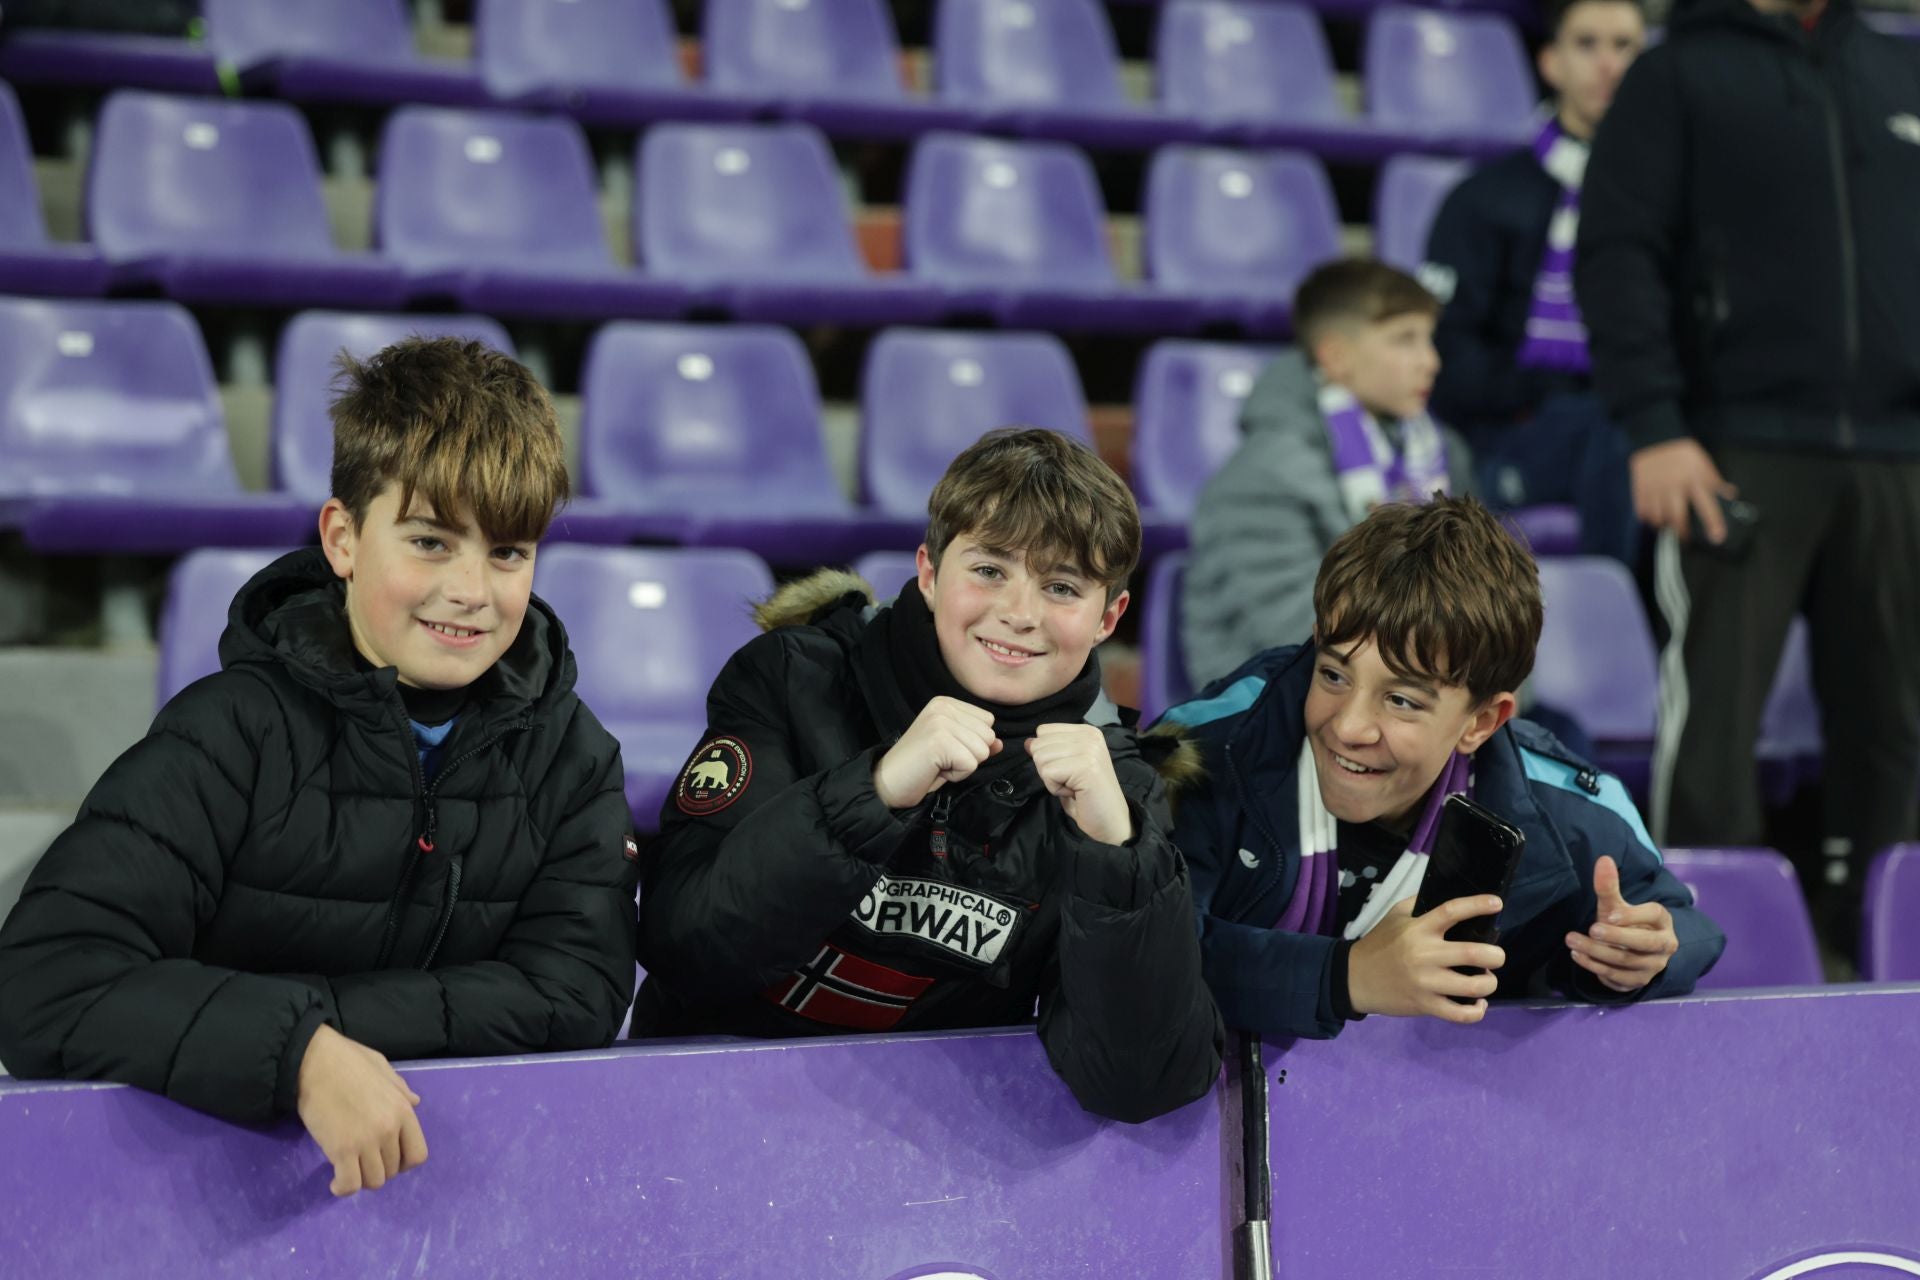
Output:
(1411, 795), (1527, 1002)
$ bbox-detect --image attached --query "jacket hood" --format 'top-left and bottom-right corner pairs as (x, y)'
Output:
(218, 546), (573, 727)
(1239, 349), (1325, 443)
(753, 568), (874, 633)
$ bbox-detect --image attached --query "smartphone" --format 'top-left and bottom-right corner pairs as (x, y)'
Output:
(1687, 494), (1760, 561)
(1411, 795), (1527, 1002)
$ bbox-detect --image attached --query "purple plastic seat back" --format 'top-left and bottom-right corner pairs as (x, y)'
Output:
(1364, 7), (1535, 136)
(861, 328), (1092, 515)
(1534, 557), (1657, 744)
(1863, 843), (1920, 980)
(1145, 146), (1341, 297)
(1140, 552), (1191, 724)
(904, 132), (1117, 290)
(202, 0), (419, 70)
(0, 81), (52, 249)
(1758, 615), (1822, 762)
(533, 544), (772, 730)
(272, 311), (516, 503)
(474, 0), (682, 99)
(0, 297), (236, 500)
(1132, 340), (1275, 518)
(376, 106), (612, 273)
(637, 123), (867, 283)
(157, 548), (282, 708)
(87, 92), (335, 262)
(935, 0), (1127, 110)
(1664, 848), (1823, 988)
(579, 322), (846, 513)
(703, 0), (905, 101)
(1373, 152), (1470, 271)
(1155, 0), (1342, 126)
(853, 550), (922, 599)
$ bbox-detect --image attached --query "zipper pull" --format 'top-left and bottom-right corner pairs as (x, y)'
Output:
(418, 798), (439, 853)
(929, 792), (953, 858)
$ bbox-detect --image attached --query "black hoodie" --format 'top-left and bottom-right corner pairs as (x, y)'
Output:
(0, 548), (638, 1122)
(1576, 0), (1920, 456)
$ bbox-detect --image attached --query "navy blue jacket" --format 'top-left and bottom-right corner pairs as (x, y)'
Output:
(1162, 645), (1725, 1039)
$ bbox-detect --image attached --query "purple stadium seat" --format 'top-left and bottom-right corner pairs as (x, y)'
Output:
(934, 0), (1192, 148)
(156, 548), (284, 709)
(87, 93), (410, 309)
(271, 311), (517, 505)
(578, 322), (914, 562)
(475, 0), (745, 126)
(635, 123), (946, 325)
(375, 106), (687, 321)
(1757, 616), (1822, 802)
(0, 80), (107, 296)
(1533, 556), (1657, 793)
(0, 297), (309, 552)
(1502, 503), (1581, 557)
(1143, 146), (1340, 333)
(1664, 848), (1823, 988)
(853, 550), (923, 599)
(702, 0), (970, 137)
(1131, 340), (1276, 520)
(903, 132), (1201, 334)
(1155, 1), (1345, 138)
(201, 0), (487, 106)
(1140, 552), (1191, 724)
(0, 30), (219, 94)
(861, 328), (1092, 516)
(532, 545), (774, 827)
(1363, 8), (1536, 150)
(1372, 151), (1470, 271)
(1862, 844), (1920, 980)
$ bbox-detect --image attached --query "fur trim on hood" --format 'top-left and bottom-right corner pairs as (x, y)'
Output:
(752, 569), (875, 633)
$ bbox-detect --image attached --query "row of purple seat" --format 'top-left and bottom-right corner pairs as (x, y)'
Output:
(1, 0), (1540, 160)
(0, 84), (1472, 339)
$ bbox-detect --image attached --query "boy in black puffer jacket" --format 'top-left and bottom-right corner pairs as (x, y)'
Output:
(0, 339), (637, 1197)
(632, 429), (1223, 1124)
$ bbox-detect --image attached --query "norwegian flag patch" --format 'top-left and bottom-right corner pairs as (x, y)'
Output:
(761, 944), (934, 1032)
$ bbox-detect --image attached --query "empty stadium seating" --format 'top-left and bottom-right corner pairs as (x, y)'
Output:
(1663, 848), (1824, 989)
(155, 548), (284, 708)
(1862, 843), (1920, 980)
(0, 81), (108, 297)
(1130, 339), (1275, 520)
(202, 0), (488, 107)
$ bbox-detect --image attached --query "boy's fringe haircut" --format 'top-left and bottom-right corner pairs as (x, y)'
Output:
(1293, 258), (1441, 353)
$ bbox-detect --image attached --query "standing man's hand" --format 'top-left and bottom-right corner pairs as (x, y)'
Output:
(1631, 438), (1736, 541)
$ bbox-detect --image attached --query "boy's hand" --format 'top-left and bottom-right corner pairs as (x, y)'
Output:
(874, 696), (1002, 810)
(1026, 723), (1133, 846)
(1347, 896), (1506, 1024)
(296, 1024), (429, 1198)
(1631, 438), (1736, 541)
(1566, 855), (1678, 993)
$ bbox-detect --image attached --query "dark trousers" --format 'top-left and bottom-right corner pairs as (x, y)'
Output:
(1650, 447), (1920, 897)
(1470, 392), (1640, 567)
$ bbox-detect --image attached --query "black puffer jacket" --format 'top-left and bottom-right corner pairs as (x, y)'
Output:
(0, 549), (638, 1122)
(1576, 0), (1920, 456)
(632, 572), (1223, 1124)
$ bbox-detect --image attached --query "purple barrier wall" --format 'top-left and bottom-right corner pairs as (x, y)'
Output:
(0, 1029), (1229, 1279)
(1267, 985), (1920, 1279)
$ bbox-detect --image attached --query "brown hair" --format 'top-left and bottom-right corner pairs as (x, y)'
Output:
(1312, 495), (1542, 702)
(925, 427), (1141, 600)
(1293, 258), (1441, 354)
(329, 336), (569, 544)
(1548, 0), (1645, 40)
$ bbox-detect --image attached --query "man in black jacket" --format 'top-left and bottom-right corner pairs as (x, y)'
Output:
(633, 429), (1223, 1124)
(1576, 0), (1920, 941)
(1424, 0), (1647, 566)
(0, 340), (638, 1195)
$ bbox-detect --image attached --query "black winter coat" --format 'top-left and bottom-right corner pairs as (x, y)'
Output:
(1576, 0), (1920, 456)
(0, 549), (639, 1122)
(632, 572), (1223, 1124)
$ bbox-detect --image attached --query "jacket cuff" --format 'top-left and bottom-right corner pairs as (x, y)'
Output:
(1568, 965), (1653, 1006)
(272, 1004), (333, 1115)
(1328, 938), (1366, 1023)
(816, 747), (913, 867)
(1620, 400), (1691, 453)
(1067, 800), (1166, 909)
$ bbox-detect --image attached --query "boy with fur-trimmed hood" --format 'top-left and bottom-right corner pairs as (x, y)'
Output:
(633, 428), (1223, 1124)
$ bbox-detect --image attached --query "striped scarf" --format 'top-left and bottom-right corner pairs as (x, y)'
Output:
(1319, 380), (1451, 524)
(1515, 116), (1591, 373)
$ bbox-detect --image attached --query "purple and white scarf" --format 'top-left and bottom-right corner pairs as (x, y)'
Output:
(1275, 743), (1473, 941)
(1319, 380), (1451, 523)
(1514, 116), (1591, 373)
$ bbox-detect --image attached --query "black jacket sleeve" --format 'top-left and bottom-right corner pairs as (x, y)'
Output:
(1427, 169), (1560, 429)
(0, 679), (329, 1123)
(1575, 49), (1695, 451)
(1036, 750), (1223, 1123)
(317, 702), (640, 1065)
(639, 632), (915, 1001)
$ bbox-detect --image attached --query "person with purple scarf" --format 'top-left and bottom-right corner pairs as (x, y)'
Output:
(1421, 0), (1647, 567)
(1162, 498), (1722, 1040)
